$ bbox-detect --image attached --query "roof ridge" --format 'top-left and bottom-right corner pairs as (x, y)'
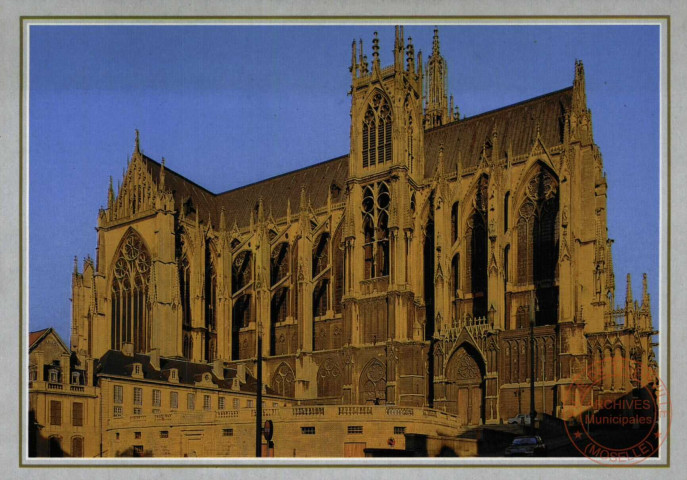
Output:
(425, 85), (573, 135)
(215, 154), (349, 197)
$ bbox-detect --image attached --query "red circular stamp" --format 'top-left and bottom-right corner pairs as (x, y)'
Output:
(563, 357), (670, 465)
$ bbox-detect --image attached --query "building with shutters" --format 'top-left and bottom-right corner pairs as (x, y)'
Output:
(30, 26), (657, 457)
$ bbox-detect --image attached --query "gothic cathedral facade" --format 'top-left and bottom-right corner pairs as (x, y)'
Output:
(69, 27), (655, 426)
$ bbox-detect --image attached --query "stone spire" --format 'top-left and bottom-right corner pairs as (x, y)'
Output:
(350, 39), (358, 80)
(73, 255), (79, 275)
(394, 26), (405, 71)
(219, 206), (226, 232)
(573, 59), (587, 113)
(641, 273), (651, 311)
(107, 176), (115, 210)
(424, 27), (451, 129)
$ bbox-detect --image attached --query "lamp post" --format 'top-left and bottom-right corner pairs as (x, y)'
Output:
(529, 291), (537, 434)
(255, 326), (263, 457)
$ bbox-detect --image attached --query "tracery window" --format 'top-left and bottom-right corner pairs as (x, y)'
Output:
(313, 279), (329, 318)
(317, 358), (343, 398)
(465, 176), (489, 318)
(204, 246), (217, 362)
(516, 167), (559, 286)
(271, 363), (295, 397)
(271, 287), (289, 324)
(110, 230), (151, 352)
(312, 233), (330, 277)
(233, 294), (252, 328)
(271, 242), (289, 286)
(362, 93), (392, 168)
(362, 182), (390, 279)
(232, 251), (252, 294)
(179, 255), (191, 327)
(451, 201), (459, 245)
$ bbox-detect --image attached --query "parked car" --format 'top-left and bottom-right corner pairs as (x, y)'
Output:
(504, 435), (547, 457)
(507, 414), (532, 425)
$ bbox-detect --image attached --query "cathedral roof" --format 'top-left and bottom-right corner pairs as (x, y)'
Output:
(139, 86), (571, 229)
(424, 86), (572, 176)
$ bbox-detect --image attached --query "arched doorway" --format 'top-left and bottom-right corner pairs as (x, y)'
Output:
(445, 345), (485, 426)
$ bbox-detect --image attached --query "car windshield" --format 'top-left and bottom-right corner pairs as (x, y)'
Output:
(513, 437), (538, 445)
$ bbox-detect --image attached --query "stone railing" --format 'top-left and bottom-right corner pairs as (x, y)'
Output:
(107, 405), (461, 430)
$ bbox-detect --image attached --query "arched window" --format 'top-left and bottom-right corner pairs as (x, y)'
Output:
(362, 93), (392, 168)
(317, 358), (343, 398)
(362, 182), (391, 279)
(183, 332), (193, 359)
(504, 192), (510, 233)
(465, 176), (489, 318)
(451, 202), (459, 244)
(313, 279), (329, 318)
(271, 363), (295, 397)
(271, 287), (288, 324)
(110, 230), (151, 352)
(204, 246), (217, 362)
(451, 254), (460, 299)
(312, 233), (330, 277)
(233, 294), (252, 329)
(232, 251), (252, 293)
(179, 256), (191, 327)
(516, 167), (559, 286)
(270, 242), (289, 286)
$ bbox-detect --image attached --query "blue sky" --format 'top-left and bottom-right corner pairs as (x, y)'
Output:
(28, 24), (660, 343)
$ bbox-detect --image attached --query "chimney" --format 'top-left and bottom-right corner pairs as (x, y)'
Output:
(148, 348), (160, 370)
(122, 342), (134, 357)
(212, 359), (224, 380)
(236, 364), (246, 384)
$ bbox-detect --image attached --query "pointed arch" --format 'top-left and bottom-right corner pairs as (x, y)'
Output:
(463, 175), (489, 318)
(361, 90), (393, 168)
(109, 228), (151, 353)
(204, 240), (217, 362)
(514, 162), (560, 325)
(359, 358), (387, 404)
(317, 358), (343, 398)
(271, 362), (295, 397)
(444, 343), (485, 424)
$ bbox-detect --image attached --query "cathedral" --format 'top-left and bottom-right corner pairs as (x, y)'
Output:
(30, 27), (657, 457)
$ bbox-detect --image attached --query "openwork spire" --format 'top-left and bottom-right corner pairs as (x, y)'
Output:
(424, 27), (452, 129)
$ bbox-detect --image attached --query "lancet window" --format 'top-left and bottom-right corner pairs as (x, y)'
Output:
(362, 182), (390, 279)
(362, 93), (392, 168)
(204, 245), (217, 362)
(110, 230), (151, 352)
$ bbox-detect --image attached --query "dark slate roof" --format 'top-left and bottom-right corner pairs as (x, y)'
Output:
(137, 87), (571, 228)
(424, 87), (572, 176)
(95, 350), (279, 395)
(145, 154), (349, 229)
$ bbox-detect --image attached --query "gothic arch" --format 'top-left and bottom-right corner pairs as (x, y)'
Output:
(317, 358), (343, 398)
(444, 343), (485, 425)
(109, 228), (151, 353)
(359, 358), (387, 404)
(360, 89), (393, 168)
(271, 362), (295, 398)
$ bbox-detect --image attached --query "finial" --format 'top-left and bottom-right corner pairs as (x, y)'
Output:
(135, 129), (140, 154)
(300, 186), (307, 211)
(286, 198), (291, 224)
(642, 273), (651, 309)
(108, 176), (115, 207)
(406, 37), (415, 73)
(372, 31), (380, 68)
(159, 157), (166, 190)
(258, 197), (265, 222)
(351, 39), (358, 79)
(219, 206), (226, 231)
(626, 273), (633, 305)
(432, 27), (440, 56)
(437, 143), (445, 176)
(73, 256), (79, 275)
